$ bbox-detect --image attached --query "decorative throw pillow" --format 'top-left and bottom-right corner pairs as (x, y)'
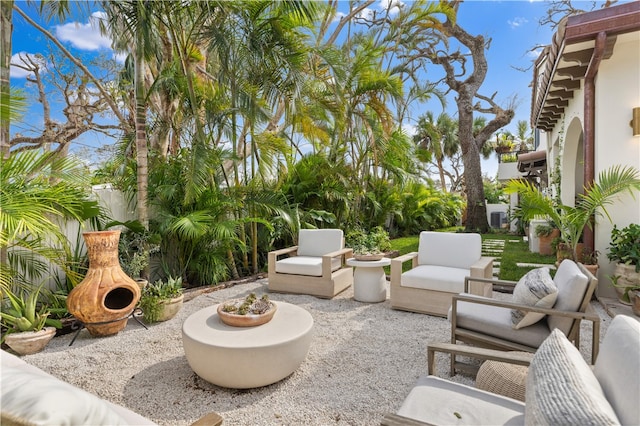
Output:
(525, 329), (620, 425)
(511, 267), (558, 329)
(1, 366), (128, 425)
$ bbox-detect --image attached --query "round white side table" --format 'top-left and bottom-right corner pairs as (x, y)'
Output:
(346, 258), (391, 303)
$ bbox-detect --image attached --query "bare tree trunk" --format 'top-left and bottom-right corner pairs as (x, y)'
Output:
(0, 1), (12, 270)
(0, 1), (12, 159)
(430, 1), (515, 232)
(436, 157), (447, 193)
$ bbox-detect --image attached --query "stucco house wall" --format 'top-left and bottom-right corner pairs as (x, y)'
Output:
(532, 3), (640, 298)
(593, 32), (640, 297)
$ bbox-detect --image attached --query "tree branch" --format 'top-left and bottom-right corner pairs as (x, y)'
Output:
(13, 4), (128, 125)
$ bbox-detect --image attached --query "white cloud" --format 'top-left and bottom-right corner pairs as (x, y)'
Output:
(357, 7), (375, 21)
(508, 17), (528, 29)
(402, 122), (416, 137)
(379, 0), (404, 16)
(10, 52), (47, 79)
(112, 51), (127, 64)
(55, 11), (112, 51)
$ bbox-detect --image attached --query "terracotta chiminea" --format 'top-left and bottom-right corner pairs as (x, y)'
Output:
(67, 230), (141, 336)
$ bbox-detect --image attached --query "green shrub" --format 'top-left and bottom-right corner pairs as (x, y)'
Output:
(607, 224), (640, 272)
(346, 226), (391, 254)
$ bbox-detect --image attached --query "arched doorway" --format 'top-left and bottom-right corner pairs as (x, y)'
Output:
(561, 117), (584, 207)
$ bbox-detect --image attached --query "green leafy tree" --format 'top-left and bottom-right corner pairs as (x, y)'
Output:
(414, 112), (459, 192)
(483, 176), (507, 204)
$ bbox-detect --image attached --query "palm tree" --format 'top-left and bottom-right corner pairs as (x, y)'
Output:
(516, 119), (533, 150)
(506, 165), (640, 261)
(103, 1), (170, 231)
(0, 151), (100, 292)
(196, 1), (319, 272)
(414, 112), (459, 192)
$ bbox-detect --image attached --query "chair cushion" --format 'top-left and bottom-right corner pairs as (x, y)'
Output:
(401, 265), (470, 293)
(1, 365), (129, 426)
(452, 295), (550, 348)
(396, 375), (525, 425)
(546, 260), (589, 334)
(0, 351), (156, 425)
(275, 256), (341, 277)
(297, 229), (343, 257)
(511, 268), (558, 329)
(417, 231), (481, 269)
(525, 329), (620, 425)
(594, 315), (640, 425)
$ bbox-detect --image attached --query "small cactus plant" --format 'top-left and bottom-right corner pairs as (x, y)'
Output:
(1, 285), (61, 336)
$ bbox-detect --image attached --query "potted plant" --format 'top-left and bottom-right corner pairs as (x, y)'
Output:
(507, 165), (640, 265)
(607, 223), (640, 304)
(1, 285), (62, 355)
(534, 223), (560, 256)
(494, 134), (514, 154)
(579, 248), (600, 276)
(139, 276), (184, 323)
(346, 226), (392, 261)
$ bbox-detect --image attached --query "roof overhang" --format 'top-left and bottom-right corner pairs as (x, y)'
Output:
(531, 2), (640, 132)
(517, 150), (547, 185)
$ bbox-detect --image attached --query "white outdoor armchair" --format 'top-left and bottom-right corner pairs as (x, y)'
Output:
(382, 314), (639, 426)
(390, 231), (493, 316)
(450, 259), (600, 374)
(268, 229), (353, 299)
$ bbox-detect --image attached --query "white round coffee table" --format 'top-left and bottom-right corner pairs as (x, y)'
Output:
(182, 301), (313, 389)
(346, 258), (391, 302)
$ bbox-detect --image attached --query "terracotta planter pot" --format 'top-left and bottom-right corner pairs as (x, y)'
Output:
(66, 231), (140, 336)
(538, 229), (560, 256)
(4, 327), (56, 355)
(630, 290), (640, 317)
(556, 242), (584, 264)
(581, 263), (599, 277)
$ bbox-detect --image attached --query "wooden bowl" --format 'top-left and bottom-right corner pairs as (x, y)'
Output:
(217, 300), (277, 327)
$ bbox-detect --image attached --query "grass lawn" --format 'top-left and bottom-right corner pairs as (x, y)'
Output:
(389, 231), (557, 281)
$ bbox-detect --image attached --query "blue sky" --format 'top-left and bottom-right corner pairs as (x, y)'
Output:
(10, 0), (559, 175)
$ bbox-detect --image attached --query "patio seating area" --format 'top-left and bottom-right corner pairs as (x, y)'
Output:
(4, 2), (640, 425)
(8, 276), (611, 425)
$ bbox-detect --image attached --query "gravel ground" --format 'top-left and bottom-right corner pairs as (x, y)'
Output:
(21, 279), (611, 425)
